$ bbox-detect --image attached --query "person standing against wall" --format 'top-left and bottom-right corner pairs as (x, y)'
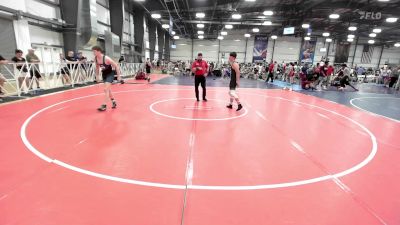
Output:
(191, 53), (208, 101)
(0, 55), (8, 98)
(26, 49), (42, 89)
(145, 58), (151, 75)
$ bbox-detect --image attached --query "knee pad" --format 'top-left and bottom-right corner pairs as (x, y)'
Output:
(229, 90), (238, 98)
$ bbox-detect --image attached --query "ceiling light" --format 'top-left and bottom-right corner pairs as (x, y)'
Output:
(173, 36), (179, 40)
(304, 37), (311, 40)
(263, 11), (274, 16)
(198, 35), (204, 39)
(369, 33), (377, 37)
(386, 17), (398, 23)
(329, 14), (340, 19)
(225, 24), (233, 29)
(171, 31), (176, 35)
(307, 32), (311, 36)
(151, 14), (161, 19)
(245, 0), (256, 1)
(322, 32), (330, 37)
(252, 28), (259, 32)
(258, 16), (266, 19)
(221, 31), (228, 36)
(178, 44), (187, 46)
(234, 39), (241, 42)
(263, 21), (272, 25)
(348, 34), (355, 39)
(232, 14), (242, 19)
(196, 13), (205, 18)
(368, 40), (375, 44)
(347, 38), (354, 42)
(302, 24), (310, 28)
(348, 26), (357, 31)
(217, 36), (224, 40)
(394, 43), (400, 47)
(162, 24), (169, 29)
(373, 28), (382, 33)
(244, 33), (251, 37)
(378, 0), (390, 1)
(271, 35), (277, 39)
(326, 38), (332, 42)
(197, 30), (204, 34)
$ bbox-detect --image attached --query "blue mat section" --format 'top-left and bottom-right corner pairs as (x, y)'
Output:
(267, 80), (302, 91)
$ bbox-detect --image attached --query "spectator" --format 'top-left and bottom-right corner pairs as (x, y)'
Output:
(59, 53), (71, 85)
(11, 49), (30, 91)
(118, 56), (125, 63)
(76, 51), (88, 81)
(265, 61), (275, 83)
(145, 58), (151, 75)
(0, 54), (8, 97)
(26, 49), (42, 89)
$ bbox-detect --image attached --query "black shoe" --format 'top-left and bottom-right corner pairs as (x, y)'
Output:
(97, 104), (107, 111)
(196, 98), (200, 102)
(203, 98), (207, 102)
(226, 104), (233, 109)
(236, 104), (243, 111)
(112, 101), (117, 109)
(120, 80), (125, 84)
(147, 78), (151, 83)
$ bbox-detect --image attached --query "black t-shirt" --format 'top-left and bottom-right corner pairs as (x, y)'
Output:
(66, 56), (77, 69)
(66, 56), (77, 62)
(0, 55), (5, 61)
(11, 57), (28, 72)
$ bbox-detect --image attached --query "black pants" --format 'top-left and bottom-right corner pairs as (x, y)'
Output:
(195, 75), (206, 100)
(340, 75), (357, 90)
(266, 71), (274, 82)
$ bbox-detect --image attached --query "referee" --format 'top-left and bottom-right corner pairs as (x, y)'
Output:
(191, 53), (208, 101)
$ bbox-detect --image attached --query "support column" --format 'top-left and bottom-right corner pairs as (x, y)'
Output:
(351, 37), (359, 68)
(133, 9), (144, 62)
(60, 0), (79, 53)
(148, 19), (156, 61)
(377, 45), (384, 68)
(13, 19), (31, 53)
(271, 39), (276, 61)
(164, 32), (170, 61)
(109, 0), (124, 45)
(157, 25), (165, 60)
(244, 37), (248, 63)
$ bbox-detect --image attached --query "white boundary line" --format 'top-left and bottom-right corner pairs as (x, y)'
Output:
(20, 89), (378, 190)
(350, 97), (400, 123)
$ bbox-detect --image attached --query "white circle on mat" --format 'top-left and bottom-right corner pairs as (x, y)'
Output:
(20, 89), (378, 190)
(350, 96), (400, 123)
(149, 98), (248, 121)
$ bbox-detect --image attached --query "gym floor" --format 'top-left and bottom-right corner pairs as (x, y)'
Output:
(0, 75), (399, 225)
